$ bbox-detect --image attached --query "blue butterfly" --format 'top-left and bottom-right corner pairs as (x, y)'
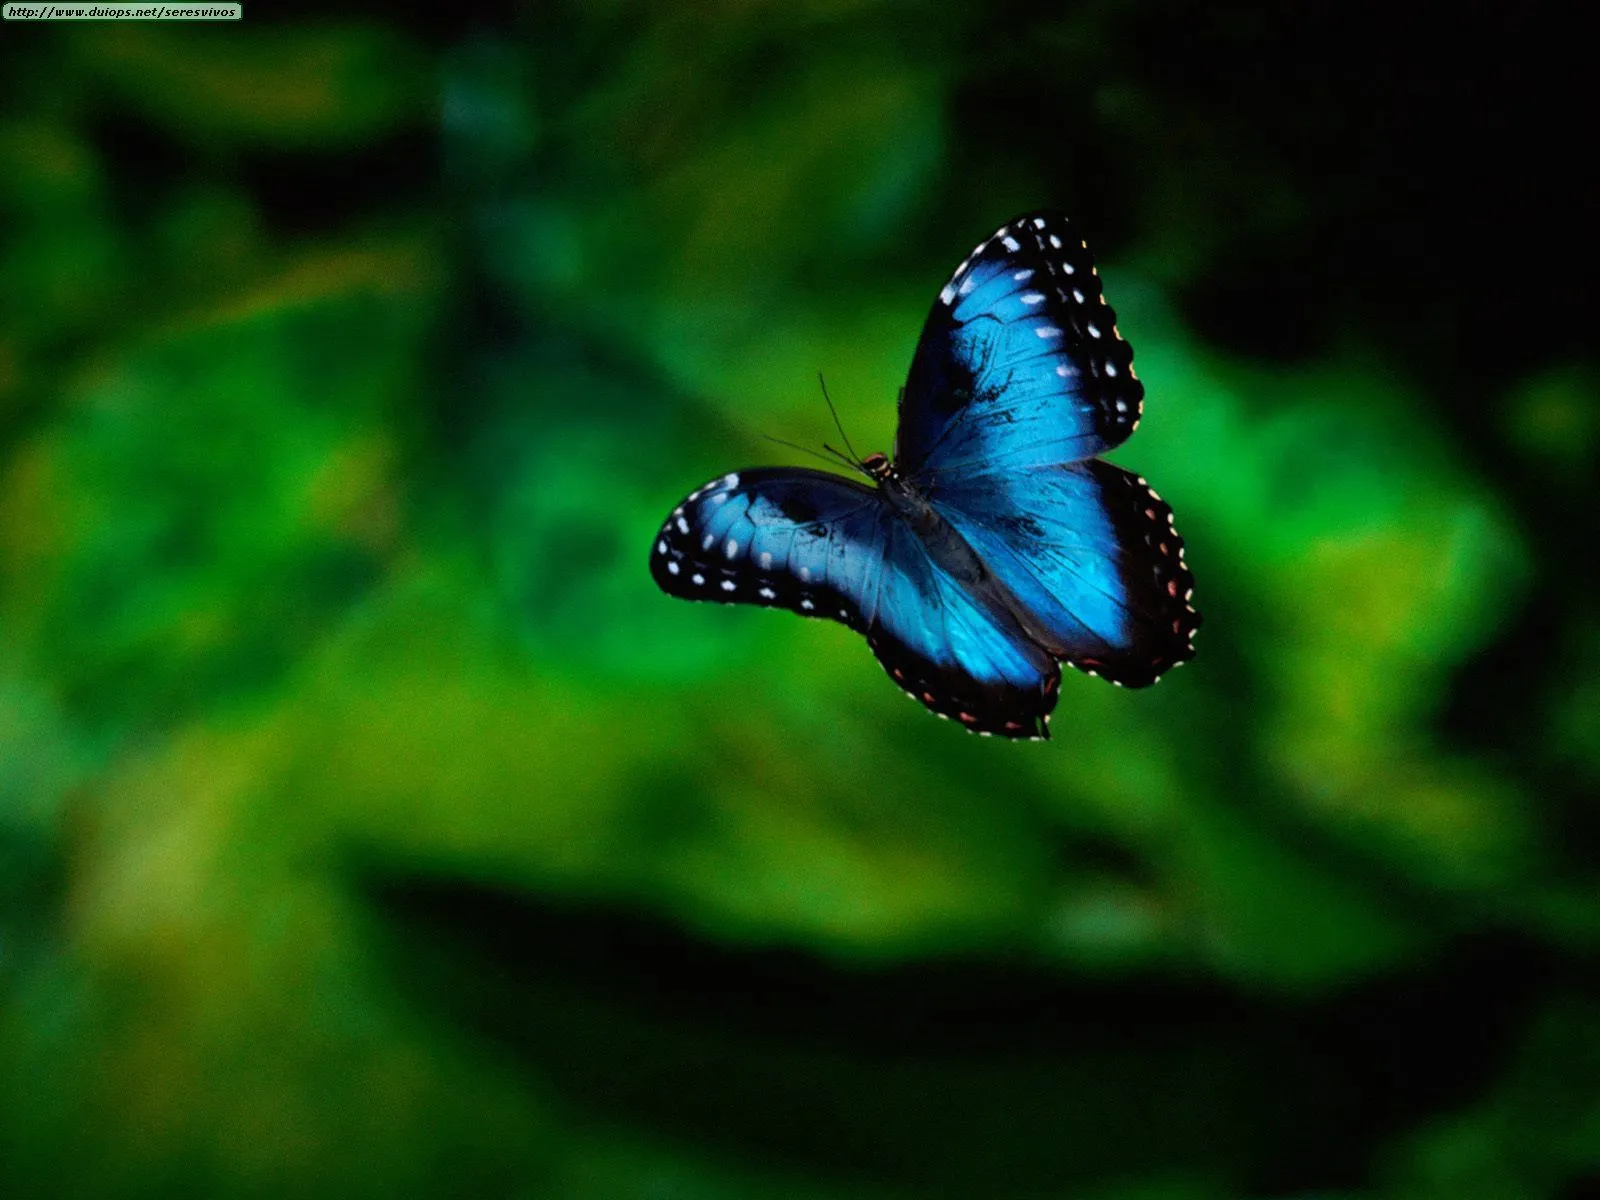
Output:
(650, 212), (1199, 740)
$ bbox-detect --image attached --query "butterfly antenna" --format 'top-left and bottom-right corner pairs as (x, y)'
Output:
(820, 442), (868, 475)
(818, 373), (863, 467)
(761, 433), (849, 470)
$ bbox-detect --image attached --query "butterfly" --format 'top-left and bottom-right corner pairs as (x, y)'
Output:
(649, 212), (1199, 740)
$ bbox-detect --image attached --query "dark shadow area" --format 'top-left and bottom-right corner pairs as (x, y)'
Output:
(236, 129), (441, 238)
(362, 870), (1555, 1196)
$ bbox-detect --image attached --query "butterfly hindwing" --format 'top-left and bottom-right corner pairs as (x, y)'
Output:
(896, 212), (1143, 479)
(929, 459), (1200, 687)
(863, 516), (1059, 738)
(651, 469), (1061, 737)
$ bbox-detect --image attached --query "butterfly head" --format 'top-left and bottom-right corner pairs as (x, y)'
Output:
(861, 451), (893, 482)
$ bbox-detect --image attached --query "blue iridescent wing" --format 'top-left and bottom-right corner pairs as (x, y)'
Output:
(890, 212), (1198, 686)
(895, 212), (1142, 479)
(927, 459), (1200, 687)
(863, 513), (1060, 738)
(650, 468), (1060, 737)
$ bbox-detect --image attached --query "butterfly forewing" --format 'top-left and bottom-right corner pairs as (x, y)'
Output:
(896, 212), (1143, 479)
(650, 468), (879, 622)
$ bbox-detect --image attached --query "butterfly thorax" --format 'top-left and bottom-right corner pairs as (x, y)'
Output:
(861, 451), (894, 482)
(862, 452), (970, 572)
(864, 452), (927, 519)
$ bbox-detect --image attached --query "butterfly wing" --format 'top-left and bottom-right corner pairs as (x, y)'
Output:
(928, 459), (1200, 687)
(895, 212), (1143, 479)
(863, 514), (1060, 738)
(891, 211), (1198, 687)
(650, 468), (1060, 737)
(650, 467), (880, 620)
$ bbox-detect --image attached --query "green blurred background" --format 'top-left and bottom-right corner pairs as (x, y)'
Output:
(1, 3), (1595, 1197)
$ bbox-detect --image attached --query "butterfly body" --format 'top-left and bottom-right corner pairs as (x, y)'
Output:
(651, 213), (1199, 739)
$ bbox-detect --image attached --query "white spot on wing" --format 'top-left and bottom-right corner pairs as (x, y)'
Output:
(675, 517), (689, 534)
(722, 472), (739, 488)
(759, 587), (776, 600)
(667, 561), (680, 575)
(724, 538), (739, 559)
(691, 573), (705, 586)
(720, 580), (736, 592)
(1049, 234), (1062, 249)
(759, 552), (772, 569)
(1087, 323), (1102, 338)
(1013, 268), (1034, 282)
(1002, 236), (1020, 251)
(1021, 292), (1045, 305)
(701, 534), (714, 551)
(1036, 326), (1062, 339)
